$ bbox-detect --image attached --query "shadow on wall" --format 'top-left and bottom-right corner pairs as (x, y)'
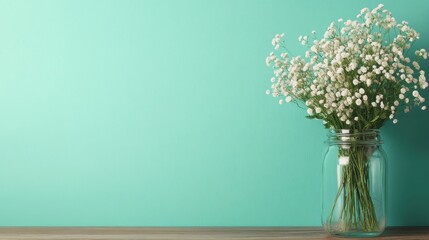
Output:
(383, 63), (429, 226)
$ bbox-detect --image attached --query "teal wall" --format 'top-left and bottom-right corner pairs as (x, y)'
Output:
(0, 0), (428, 226)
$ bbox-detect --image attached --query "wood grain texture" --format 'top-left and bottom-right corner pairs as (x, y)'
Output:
(0, 227), (427, 240)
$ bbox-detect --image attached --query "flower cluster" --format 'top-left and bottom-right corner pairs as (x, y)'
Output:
(266, 4), (428, 129)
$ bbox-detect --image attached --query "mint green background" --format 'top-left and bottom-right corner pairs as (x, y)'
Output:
(0, 0), (428, 226)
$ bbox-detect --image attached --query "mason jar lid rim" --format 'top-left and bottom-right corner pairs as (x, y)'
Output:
(326, 129), (383, 145)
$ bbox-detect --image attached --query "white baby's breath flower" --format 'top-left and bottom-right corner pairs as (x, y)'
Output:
(272, 33), (284, 50)
(366, 79), (372, 87)
(316, 107), (322, 113)
(355, 99), (362, 106)
(404, 106), (410, 113)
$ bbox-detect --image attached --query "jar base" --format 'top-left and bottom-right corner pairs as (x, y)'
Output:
(329, 231), (384, 238)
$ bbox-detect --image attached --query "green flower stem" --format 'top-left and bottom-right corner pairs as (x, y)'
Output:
(328, 145), (379, 232)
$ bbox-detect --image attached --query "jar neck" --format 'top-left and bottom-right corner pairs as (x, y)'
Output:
(326, 129), (382, 146)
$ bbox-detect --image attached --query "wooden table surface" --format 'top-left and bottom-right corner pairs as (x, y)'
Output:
(0, 227), (427, 240)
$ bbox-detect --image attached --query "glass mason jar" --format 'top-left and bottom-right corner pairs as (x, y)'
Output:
(322, 129), (387, 237)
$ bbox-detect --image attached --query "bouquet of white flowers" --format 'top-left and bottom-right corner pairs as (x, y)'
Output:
(266, 4), (427, 235)
(267, 4), (427, 128)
